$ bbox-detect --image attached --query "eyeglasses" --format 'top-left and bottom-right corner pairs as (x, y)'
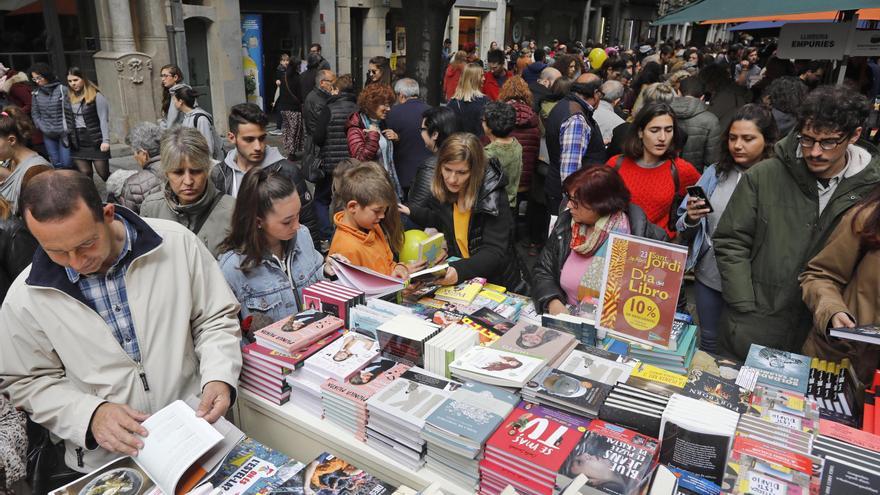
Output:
(796, 134), (849, 151)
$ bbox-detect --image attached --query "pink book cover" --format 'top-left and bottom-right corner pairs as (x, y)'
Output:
(819, 418), (880, 452)
(329, 258), (404, 297)
(321, 359), (411, 409)
(244, 330), (343, 370)
(253, 310), (344, 353)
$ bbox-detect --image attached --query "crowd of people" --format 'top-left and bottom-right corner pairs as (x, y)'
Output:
(0, 35), (879, 491)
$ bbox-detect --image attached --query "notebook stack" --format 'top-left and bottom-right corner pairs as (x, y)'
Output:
(241, 329), (343, 405)
(375, 314), (442, 367)
(320, 358), (410, 441)
(301, 280), (364, 327)
(420, 381), (520, 490)
(449, 346), (545, 389)
(286, 332), (379, 417)
(480, 401), (590, 495)
(423, 323), (480, 378)
(365, 368), (460, 470)
(244, 310), (345, 405)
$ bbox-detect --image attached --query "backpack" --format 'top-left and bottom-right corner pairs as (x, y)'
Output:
(192, 112), (225, 161)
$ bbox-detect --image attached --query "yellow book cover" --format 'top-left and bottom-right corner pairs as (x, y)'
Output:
(630, 363), (687, 388)
(479, 289), (508, 304)
(435, 279), (485, 304)
(484, 283), (507, 293)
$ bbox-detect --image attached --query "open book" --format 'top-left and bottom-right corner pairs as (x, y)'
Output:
(330, 258), (404, 298)
(50, 398), (245, 495)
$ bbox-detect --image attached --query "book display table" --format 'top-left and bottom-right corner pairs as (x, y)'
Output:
(233, 389), (474, 495)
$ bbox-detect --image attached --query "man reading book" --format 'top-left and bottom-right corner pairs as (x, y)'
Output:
(0, 171), (242, 475)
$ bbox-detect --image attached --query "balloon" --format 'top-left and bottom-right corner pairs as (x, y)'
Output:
(588, 48), (607, 72)
(400, 229), (429, 263)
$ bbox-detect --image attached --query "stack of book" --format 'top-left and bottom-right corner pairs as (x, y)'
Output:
(599, 382), (669, 438)
(302, 280), (364, 327)
(365, 367), (460, 470)
(812, 419), (880, 495)
(320, 358), (410, 441)
(521, 367), (612, 418)
(420, 381), (520, 490)
(350, 298), (416, 338)
(682, 368), (749, 413)
(458, 287), (526, 321)
(286, 332), (379, 417)
(423, 323), (480, 378)
(243, 310), (345, 404)
(626, 319), (699, 375)
(241, 330), (343, 405)
(480, 401), (590, 495)
(375, 314), (442, 366)
(541, 313), (598, 347)
(491, 321), (578, 368)
(659, 394), (739, 484)
(806, 357), (858, 426)
(721, 436), (816, 495)
(557, 419), (660, 495)
(448, 346), (545, 389)
(743, 344), (811, 395)
(626, 363), (688, 397)
(745, 385), (819, 436)
(434, 277), (486, 305)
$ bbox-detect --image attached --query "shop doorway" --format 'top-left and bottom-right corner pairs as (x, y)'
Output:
(260, 11), (306, 106)
(184, 17), (212, 115)
(458, 14), (482, 51)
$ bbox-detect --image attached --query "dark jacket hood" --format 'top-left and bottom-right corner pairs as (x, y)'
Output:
(36, 81), (61, 94)
(670, 96), (707, 119)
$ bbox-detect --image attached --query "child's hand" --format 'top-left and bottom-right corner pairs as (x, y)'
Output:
(397, 203), (410, 216)
(323, 254), (350, 277)
(405, 259), (427, 273)
(391, 263), (409, 279)
(437, 266), (459, 286)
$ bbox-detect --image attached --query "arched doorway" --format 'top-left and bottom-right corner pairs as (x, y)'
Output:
(184, 17), (212, 115)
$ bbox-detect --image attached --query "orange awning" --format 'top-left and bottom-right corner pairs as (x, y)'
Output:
(702, 8), (880, 24)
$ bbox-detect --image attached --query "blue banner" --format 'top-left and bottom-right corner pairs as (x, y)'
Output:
(241, 14), (264, 109)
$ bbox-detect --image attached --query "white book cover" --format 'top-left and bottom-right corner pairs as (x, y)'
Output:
(304, 332), (379, 382)
(557, 349), (634, 385)
(448, 346), (545, 387)
(367, 367), (460, 430)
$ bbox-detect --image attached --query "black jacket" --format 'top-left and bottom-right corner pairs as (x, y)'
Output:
(528, 81), (552, 115)
(314, 92), (358, 173)
(408, 158), (529, 293)
(0, 215), (38, 304)
(303, 88), (332, 137)
(448, 97), (488, 137)
(385, 98), (433, 189)
(532, 205), (668, 313)
(407, 155), (436, 209)
(275, 66), (303, 112)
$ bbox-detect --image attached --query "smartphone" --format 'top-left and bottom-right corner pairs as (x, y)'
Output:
(686, 185), (714, 213)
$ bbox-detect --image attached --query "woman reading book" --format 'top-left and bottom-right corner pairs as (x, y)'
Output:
(218, 168), (344, 332)
(399, 133), (528, 293)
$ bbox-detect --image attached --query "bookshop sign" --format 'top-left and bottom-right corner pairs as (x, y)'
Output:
(777, 22), (851, 60)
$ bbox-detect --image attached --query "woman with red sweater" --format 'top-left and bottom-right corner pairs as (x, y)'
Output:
(606, 102), (700, 238)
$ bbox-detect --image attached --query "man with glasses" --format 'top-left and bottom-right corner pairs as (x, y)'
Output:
(714, 85), (879, 360)
(481, 49), (511, 101)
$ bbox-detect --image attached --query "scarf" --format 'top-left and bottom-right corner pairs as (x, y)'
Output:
(570, 210), (630, 303)
(360, 113), (403, 199)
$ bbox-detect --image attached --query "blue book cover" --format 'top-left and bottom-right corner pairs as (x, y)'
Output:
(744, 344), (811, 394)
(424, 381), (520, 447)
(200, 437), (305, 493)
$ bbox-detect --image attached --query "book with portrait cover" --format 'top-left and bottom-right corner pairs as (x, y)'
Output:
(304, 332), (379, 382)
(557, 420), (659, 495)
(448, 346), (546, 388)
(744, 344), (811, 394)
(522, 367), (612, 418)
(253, 310), (344, 354)
(491, 321), (577, 364)
(321, 358), (411, 410)
(302, 452), (395, 494)
(597, 233), (688, 350)
(243, 329), (343, 371)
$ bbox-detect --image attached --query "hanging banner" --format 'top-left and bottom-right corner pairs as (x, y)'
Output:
(849, 30), (880, 57)
(241, 14), (264, 109)
(777, 22), (850, 60)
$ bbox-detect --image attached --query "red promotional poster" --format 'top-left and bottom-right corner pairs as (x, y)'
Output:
(253, 310), (344, 354)
(597, 234), (688, 349)
(484, 401), (590, 478)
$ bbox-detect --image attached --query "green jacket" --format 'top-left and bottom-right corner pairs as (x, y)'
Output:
(713, 133), (880, 359)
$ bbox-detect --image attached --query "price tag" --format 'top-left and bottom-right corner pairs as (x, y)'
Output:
(736, 366), (760, 392)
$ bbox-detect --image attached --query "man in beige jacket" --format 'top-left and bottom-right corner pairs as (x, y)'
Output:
(0, 170), (242, 473)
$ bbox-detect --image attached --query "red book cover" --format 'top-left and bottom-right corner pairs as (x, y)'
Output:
(484, 401), (590, 479)
(245, 330), (343, 369)
(242, 353), (288, 376)
(479, 458), (553, 495)
(820, 418), (880, 452)
(302, 285), (352, 325)
(732, 436), (813, 475)
(597, 234), (688, 350)
(865, 394), (875, 433)
(253, 310), (344, 353)
(321, 359), (410, 409)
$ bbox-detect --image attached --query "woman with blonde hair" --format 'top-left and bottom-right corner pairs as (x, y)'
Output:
(66, 67), (112, 180)
(448, 64), (489, 136)
(400, 133), (528, 292)
(443, 50), (468, 101)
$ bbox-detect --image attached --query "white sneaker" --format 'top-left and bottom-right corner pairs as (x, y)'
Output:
(269, 129), (283, 136)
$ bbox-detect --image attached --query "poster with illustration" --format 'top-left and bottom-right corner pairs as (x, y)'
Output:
(241, 14), (264, 108)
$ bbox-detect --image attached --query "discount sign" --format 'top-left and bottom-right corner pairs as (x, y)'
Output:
(597, 234), (688, 349)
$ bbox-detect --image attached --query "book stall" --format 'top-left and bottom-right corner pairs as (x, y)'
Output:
(55, 233), (880, 495)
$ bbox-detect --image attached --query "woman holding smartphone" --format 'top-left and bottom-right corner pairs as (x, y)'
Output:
(675, 104), (777, 353)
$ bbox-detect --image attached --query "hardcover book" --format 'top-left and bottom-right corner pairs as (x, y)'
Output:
(744, 344), (811, 394)
(253, 310), (344, 354)
(597, 233), (688, 350)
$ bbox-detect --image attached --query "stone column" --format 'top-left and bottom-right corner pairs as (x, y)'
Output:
(316, 0), (338, 71)
(449, 7), (461, 51)
(363, 6), (390, 65)
(336, 6), (353, 74)
(580, 0), (593, 42)
(108, 0), (137, 52)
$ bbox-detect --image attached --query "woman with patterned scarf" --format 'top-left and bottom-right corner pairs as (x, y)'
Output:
(0, 393), (26, 494)
(533, 166), (669, 316)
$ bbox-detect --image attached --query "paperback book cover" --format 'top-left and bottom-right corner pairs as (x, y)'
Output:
(417, 232), (446, 266)
(253, 310), (344, 354)
(302, 452), (395, 494)
(424, 381), (520, 451)
(242, 330), (343, 371)
(435, 278), (486, 305)
(597, 233), (688, 350)
(557, 348), (634, 385)
(819, 456), (880, 495)
(744, 344), (811, 394)
(492, 322), (577, 363)
(558, 420), (659, 495)
(683, 369), (749, 413)
(449, 346), (546, 387)
(305, 332), (380, 381)
(367, 368), (461, 429)
(523, 367), (612, 417)
(828, 324), (880, 345)
(321, 358), (410, 408)
(468, 307), (516, 336)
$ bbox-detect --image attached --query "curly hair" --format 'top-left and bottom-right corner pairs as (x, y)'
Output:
(498, 75), (533, 107)
(482, 101), (516, 138)
(764, 76), (807, 115)
(357, 83), (395, 116)
(798, 85), (869, 136)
